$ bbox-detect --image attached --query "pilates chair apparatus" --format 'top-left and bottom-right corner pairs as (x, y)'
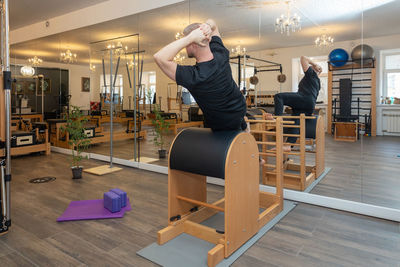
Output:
(247, 114), (325, 191)
(157, 120), (284, 267)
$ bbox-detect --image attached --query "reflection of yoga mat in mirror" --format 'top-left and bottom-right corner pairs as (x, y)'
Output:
(57, 198), (131, 222)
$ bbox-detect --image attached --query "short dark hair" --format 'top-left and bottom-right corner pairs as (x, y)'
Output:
(183, 23), (201, 36)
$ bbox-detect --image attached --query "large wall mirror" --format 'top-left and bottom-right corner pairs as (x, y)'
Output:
(10, 0), (400, 212)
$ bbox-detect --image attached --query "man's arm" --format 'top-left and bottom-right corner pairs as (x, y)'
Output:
(300, 56), (322, 73)
(153, 28), (208, 81)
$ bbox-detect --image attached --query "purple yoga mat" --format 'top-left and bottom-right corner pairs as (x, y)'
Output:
(57, 198), (131, 222)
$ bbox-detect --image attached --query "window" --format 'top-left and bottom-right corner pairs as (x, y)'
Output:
(382, 51), (400, 98)
(292, 56), (328, 104)
(100, 74), (123, 104)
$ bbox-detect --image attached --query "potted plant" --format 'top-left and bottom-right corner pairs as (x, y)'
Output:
(61, 106), (91, 179)
(152, 104), (170, 158)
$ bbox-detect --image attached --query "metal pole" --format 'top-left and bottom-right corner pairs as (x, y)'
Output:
(133, 54), (137, 161)
(3, 0), (11, 226)
(243, 52), (246, 96)
(109, 49), (113, 168)
(41, 77), (44, 117)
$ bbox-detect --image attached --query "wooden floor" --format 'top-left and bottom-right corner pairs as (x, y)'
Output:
(0, 153), (399, 266)
(85, 128), (400, 209)
(311, 135), (400, 210)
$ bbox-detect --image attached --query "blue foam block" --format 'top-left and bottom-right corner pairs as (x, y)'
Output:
(104, 191), (121, 213)
(110, 188), (127, 207)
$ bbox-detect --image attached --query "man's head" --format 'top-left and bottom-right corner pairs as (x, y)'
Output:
(183, 23), (203, 58)
(312, 64), (322, 76)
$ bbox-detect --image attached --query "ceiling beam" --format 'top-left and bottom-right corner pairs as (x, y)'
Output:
(10, 0), (184, 45)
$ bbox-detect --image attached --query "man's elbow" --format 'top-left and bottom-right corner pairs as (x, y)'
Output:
(153, 53), (161, 63)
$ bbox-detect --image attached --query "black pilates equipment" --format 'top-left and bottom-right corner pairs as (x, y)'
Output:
(169, 128), (242, 179)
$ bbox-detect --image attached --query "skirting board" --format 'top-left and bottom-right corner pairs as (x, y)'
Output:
(51, 147), (400, 222)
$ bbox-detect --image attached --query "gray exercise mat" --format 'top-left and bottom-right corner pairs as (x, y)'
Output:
(137, 200), (296, 267)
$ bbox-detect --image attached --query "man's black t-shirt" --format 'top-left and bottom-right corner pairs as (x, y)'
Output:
(298, 67), (321, 99)
(175, 36), (246, 131)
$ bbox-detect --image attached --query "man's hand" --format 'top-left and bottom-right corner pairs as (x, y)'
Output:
(188, 27), (209, 46)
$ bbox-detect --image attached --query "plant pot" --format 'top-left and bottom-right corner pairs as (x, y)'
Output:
(71, 166), (83, 179)
(158, 149), (167, 159)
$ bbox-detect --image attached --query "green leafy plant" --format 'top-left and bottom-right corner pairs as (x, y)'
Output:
(146, 87), (154, 112)
(61, 106), (91, 167)
(152, 104), (170, 151)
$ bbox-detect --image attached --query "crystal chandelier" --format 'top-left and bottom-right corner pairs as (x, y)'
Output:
(231, 45), (246, 56)
(20, 65), (35, 77)
(175, 32), (184, 40)
(28, 56), (43, 67)
(173, 53), (185, 64)
(275, 1), (301, 36)
(60, 49), (77, 63)
(315, 34), (334, 49)
(90, 64), (96, 72)
(127, 60), (137, 70)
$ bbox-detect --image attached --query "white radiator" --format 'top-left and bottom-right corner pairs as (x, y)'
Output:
(383, 111), (400, 133)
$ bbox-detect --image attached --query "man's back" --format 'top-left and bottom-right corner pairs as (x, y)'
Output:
(176, 36), (246, 131)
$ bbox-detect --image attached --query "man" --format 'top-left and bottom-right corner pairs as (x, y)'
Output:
(271, 56), (322, 151)
(153, 19), (247, 131)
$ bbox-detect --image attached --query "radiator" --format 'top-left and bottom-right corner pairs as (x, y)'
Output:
(383, 111), (400, 133)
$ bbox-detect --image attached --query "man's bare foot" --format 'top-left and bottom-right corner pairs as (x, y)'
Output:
(270, 145), (292, 152)
(259, 158), (265, 165)
(263, 113), (274, 120)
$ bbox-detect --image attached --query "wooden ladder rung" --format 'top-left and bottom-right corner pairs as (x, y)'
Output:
(283, 134), (300, 137)
(251, 130), (276, 135)
(176, 196), (224, 212)
(266, 171), (301, 179)
(256, 141), (276, 145)
(283, 125), (300, 128)
(264, 150), (301, 156)
(263, 164), (276, 168)
(283, 143), (300, 146)
(259, 152), (276, 157)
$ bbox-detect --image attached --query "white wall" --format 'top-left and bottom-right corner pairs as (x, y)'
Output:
(246, 33), (400, 98)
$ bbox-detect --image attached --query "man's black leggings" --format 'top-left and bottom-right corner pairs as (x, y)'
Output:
(274, 92), (316, 143)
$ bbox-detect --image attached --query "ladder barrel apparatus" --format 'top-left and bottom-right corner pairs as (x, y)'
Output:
(157, 121), (284, 267)
(247, 114), (325, 191)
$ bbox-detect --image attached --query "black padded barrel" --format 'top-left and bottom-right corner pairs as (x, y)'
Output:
(169, 128), (241, 179)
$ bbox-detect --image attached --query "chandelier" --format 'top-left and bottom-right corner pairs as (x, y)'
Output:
(175, 32), (184, 40)
(127, 60), (137, 70)
(231, 45), (246, 56)
(60, 49), (77, 63)
(28, 56), (42, 67)
(20, 65), (35, 77)
(173, 52), (185, 64)
(315, 34), (334, 49)
(275, 1), (301, 36)
(90, 64), (96, 72)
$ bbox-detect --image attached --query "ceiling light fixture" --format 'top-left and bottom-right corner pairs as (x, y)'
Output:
(90, 64), (96, 72)
(315, 33), (334, 49)
(175, 32), (184, 40)
(28, 56), (43, 67)
(60, 49), (77, 63)
(231, 45), (246, 56)
(173, 53), (185, 64)
(275, 0), (301, 36)
(20, 65), (35, 77)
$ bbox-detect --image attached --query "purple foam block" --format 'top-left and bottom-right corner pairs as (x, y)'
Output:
(104, 191), (121, 213)
(57, 198), (131, 222)
(110, 188), (127, 207)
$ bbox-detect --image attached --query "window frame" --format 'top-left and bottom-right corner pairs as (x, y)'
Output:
(381, 49), (400, 98)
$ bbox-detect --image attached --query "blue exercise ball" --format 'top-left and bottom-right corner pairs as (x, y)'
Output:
(329, 48), (349, 67)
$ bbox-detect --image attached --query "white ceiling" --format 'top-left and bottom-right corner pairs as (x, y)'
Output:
(10, 0), (108, 30)
(10, 0), (400, 66)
